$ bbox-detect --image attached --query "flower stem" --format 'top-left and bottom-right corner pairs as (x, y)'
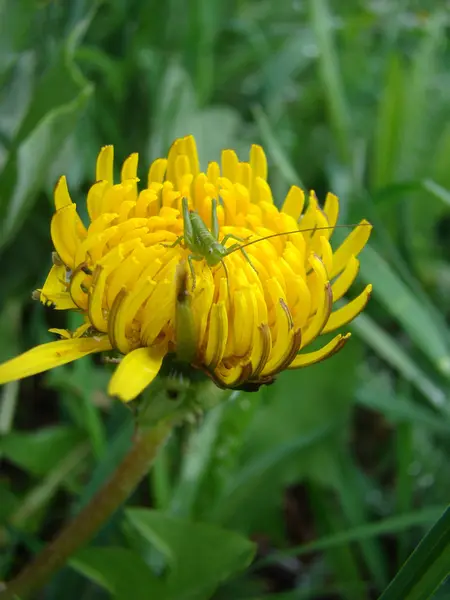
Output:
(0, 416), (178, 599)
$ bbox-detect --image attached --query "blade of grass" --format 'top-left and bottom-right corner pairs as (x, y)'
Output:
(422, 179), (450, 210)
(372, 54), (405, 189)
(350, 314), (447, 412)
(308, 481), (368, 600)
(378, 505), (450, 600)
(397, 15), (445, 180)
(335, 456), (388, 589)
(0, 443), (90, 546)
(359, 244), (450, 378)
(255, 506), (445, 567)
(212, 423), (333, 524)
(396, 419), (414, 565)
(252, 105), (305, 190)
(356, 376), (450, 434)
(169, 404), (225, 518)
(308, 0), (351, 163)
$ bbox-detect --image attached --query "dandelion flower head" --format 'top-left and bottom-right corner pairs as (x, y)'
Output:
(0, 136), (372, 401)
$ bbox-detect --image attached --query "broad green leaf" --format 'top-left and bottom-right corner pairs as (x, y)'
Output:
(0, 7), (95, 253)
(72, 547), (167, 600)
(378, 506), (450, 600)
(126, 508), (256, 599)
(0, 426), (85, 476)
(0, 86), (91, 252)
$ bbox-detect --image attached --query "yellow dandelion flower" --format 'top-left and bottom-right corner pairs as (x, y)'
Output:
(0, 136), (372, 401)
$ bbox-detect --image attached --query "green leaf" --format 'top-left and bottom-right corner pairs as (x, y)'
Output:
(212, 422), (333, 526)
(252, 105), (305, 191)
(0, 8), (95, 253)
(126, 508), (256, 599)
(356, 372), (450, 434)
(371, 54), (405, 188)
(256, 507), (445, 566)
(0, 85), (91, 252)
(350, 314), (447, 411)
(308, 0), (351, 163)
(72, 547), (167, 600)
(169, 404), (225, 518)
(0, 426), (85, 476)
(360, 244), (450, 378)
(378, 506), (450, 600)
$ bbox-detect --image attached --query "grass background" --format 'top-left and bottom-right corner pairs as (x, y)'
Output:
(1, 0), (450, 598)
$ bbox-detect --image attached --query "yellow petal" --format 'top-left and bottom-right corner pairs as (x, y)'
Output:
(330, 220), (372, 278)
(289, 333), (351, 369)
(282, 186), (305, 221)
(221, 149), (239, 181)
(332, 255), (360, 301)
(183, 135), (200, 177)
(301, 255), (332, 347)
(212, 362), (253, 388)
(206, 161), (220, 185)
(250, 144), (268, 181)
(96, 145), (114, 184)
(0, 336), (111, 385)
(322, 284), (372, 334)
(87, 181), (110, 221)
(39, 264), (77, 310)
(54, 176), (72, 210)
(50, 204), (86, 269)
(48, 329), (72, 339)
(108, 346), (165, 402)
(204, 302), (228, 371)
(323, 192), (339, 230)
(148, 158), (167, 186)
(121, 153), (139, 181)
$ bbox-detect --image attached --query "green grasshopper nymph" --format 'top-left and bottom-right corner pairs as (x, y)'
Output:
(168, 197), (256, 290)
(168, 197), (371, 290)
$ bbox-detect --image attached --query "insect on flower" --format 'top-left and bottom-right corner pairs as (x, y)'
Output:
(0, 135), (373, 401)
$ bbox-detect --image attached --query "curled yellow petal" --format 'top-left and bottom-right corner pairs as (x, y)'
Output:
(54, 176), (72, 210)
(0, 336), (111, 385)
(332, 255), (360, 301)
(289, 333), (351, 369)
(331, 220), (372, 278)
(322, 284), (372, 334)
(108, 346), (165, 402)
(50, 204), (85, 269)
(39, 264), (77, 310)
(96, 145), (114, 184)
(121, 153), (139, 181)
(282, 186), (305, 221)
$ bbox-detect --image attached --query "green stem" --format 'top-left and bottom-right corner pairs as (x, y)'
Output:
(0, 416), (178, 600)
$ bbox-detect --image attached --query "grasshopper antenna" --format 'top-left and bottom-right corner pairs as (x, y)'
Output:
(226, 221), (371, 256)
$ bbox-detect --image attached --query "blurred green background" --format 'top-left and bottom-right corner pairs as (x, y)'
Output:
(1, 0), (450, 598)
